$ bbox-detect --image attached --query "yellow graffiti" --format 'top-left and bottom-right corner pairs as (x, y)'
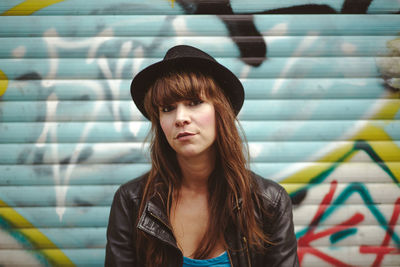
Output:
(371, 96), (400, 120)
(1, 0), (65, 16)
(282, 91), (400, 193)
(0, 207), (34, 228)
(282, 143), (353, 184)
(42, 249), (75, 266)
(353, 125), (400, 180)
(0, 203), (74, 265)
(0, 70), (8, 97)
(20, 229), (57, 248)
(282, 139), (400, 194)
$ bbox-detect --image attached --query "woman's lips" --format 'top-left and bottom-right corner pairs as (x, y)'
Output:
(175, 132), (196, 140)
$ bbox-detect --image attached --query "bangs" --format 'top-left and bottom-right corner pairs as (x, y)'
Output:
(143, 70), (227, 121)
(150, 71), (215, 107)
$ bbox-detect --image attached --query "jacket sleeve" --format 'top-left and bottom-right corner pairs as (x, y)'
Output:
(105, 186), (138, 266)
(265, 187), (299, 267)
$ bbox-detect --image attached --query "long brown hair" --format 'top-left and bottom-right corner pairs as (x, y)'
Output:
(136, 70), (268, 266)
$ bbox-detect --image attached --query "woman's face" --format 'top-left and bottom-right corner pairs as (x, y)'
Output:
(159, 96), (216, 159)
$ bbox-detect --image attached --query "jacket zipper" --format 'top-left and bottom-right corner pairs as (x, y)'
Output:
(242, 236), (252, 267)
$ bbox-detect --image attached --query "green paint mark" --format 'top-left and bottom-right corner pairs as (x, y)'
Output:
(330, 228), (357, 244)
(0, 216), (34, 249)
(353, 140), (399, 185)
(0, 216), (11, 229)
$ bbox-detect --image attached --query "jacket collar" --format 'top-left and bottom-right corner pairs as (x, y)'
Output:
(136, 192), (179, 249)
(137, 190), (244, 242)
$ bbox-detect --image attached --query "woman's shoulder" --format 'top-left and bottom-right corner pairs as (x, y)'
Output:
(250, 171), (292, 211)
(116, 172), (149, 200)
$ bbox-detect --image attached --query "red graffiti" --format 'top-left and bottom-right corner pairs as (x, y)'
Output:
(359, 198), (400, 267)
(297, 181), (400, 266)
(297, 181), (363, 266)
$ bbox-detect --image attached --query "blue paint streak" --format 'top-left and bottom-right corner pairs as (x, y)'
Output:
(330, 228), (357, 244)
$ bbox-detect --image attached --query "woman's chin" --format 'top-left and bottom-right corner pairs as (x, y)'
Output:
(176, 150), (201, 159)
(175, 148), (212, 160)
(173, 143), (216, 159)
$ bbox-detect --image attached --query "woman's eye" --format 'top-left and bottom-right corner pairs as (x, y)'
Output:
(160, 106), (174, 112)
(189, 100), (203, 106)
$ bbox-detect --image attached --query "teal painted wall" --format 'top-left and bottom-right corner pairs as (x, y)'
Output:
(0, 0), (399, 266)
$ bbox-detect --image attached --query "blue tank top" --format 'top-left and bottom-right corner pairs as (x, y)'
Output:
(183, 251), (231, 267)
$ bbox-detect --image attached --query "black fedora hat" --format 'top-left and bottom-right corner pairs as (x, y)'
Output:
(130, 45), (244, 119)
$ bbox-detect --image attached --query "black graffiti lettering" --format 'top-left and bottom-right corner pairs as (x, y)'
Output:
(341, 0), (373, 14)
(219, 15), (266, 67)
(174, 0), (385, 67)
(16, 72), (42, 80)
(291, 188), (307, 206)
(177, 0), (267, 67)
(259, 4), (337, 14)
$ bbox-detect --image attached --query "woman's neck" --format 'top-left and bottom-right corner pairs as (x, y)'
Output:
(177, 150), (215, 192)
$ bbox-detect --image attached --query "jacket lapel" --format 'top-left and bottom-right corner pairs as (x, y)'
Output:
(136, 194), (179, 250)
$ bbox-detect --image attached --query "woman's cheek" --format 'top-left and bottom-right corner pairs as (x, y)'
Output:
(200, 107), (216, 126)
(159, 118), (169, 137)
(160, 116), (175, 141)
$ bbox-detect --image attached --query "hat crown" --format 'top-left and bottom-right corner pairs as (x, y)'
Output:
(164, 45), (216, 62)
(131, 45), (244, 119)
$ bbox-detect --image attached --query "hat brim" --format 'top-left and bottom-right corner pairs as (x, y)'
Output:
(130, 57), (244, 120)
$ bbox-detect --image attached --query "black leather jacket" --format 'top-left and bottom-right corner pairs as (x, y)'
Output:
(105, 172), (299, 266)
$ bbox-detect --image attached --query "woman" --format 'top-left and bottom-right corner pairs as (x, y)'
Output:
(105, 45), (299, 266)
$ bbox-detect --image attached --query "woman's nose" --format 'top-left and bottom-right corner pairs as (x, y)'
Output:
(175, 104), (190, 127)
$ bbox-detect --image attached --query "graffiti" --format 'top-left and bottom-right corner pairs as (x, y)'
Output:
(297, 180), (362, 266)
(0, 70), (8, 97)
(1, 0), (65, 16)
(360, 198), (400, 266)
(177, 0), (266, 67)
(178, 0), (399, 14)
(175, 0), (399, 67)
(296, 180), (400, 266)
(287, 137), (400, 266)
(0, 0), (399, 266)
(341, 0), (373, 13)
(0, 200), (74, 266)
